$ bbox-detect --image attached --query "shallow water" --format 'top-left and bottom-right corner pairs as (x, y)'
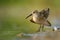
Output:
(16, 31), (60, 40)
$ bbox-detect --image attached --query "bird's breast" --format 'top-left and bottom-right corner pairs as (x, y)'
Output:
(32, 14), (38, 22)
(32, 14), (45, 24)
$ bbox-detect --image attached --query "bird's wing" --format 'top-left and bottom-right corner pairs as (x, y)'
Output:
(25, 14), (32, 19)
(43, 8), (50, 19)
(44, 20), (51, 26)
(39, 8), (50, 19)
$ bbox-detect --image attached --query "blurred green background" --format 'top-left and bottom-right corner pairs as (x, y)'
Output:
(0, 0), (60, 40)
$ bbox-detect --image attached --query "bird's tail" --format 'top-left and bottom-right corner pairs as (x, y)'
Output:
(44, 20), (51, 26)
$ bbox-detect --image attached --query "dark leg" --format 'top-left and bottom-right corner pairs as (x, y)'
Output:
(36, 25), (41, 32)
(42, 25), (44, 32)
(52, 29), (55, 31)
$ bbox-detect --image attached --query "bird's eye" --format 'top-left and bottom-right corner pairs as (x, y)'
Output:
(33, 11), (35, 13)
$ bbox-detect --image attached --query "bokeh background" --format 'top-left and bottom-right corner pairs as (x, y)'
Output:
(0, 0), (60, 40)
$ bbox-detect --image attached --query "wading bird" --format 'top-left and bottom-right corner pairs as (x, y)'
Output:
(25, 8), (51, 32)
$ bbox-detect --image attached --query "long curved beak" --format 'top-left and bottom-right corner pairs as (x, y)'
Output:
(25, 14), (32, 19)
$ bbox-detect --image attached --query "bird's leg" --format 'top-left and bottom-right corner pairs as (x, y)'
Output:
(36, 24), (41, 32)
(52, 29), (55, 31)
(41, 25), (44, 32)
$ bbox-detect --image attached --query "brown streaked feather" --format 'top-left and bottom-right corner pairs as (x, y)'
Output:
(39, 8), (50, 19)
(43, 8), (50, 19)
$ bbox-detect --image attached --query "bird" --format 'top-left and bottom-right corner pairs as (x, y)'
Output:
(25, 8), (51, 32)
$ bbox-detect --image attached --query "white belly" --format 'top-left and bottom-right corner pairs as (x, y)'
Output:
(33, 14), (38, 22)
(33, 16), (37, 22)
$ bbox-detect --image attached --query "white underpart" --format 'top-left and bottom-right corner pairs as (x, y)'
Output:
(33, 14), (38, 22)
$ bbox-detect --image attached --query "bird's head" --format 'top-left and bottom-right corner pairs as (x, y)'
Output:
(33, 10), (39, 14)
